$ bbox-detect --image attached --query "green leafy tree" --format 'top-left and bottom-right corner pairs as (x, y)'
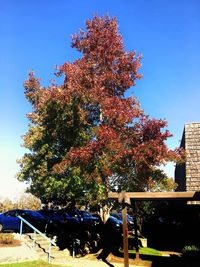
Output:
(17, 16), (184, 205)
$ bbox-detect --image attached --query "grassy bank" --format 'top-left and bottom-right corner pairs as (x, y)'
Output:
(129, 247), (162, 256)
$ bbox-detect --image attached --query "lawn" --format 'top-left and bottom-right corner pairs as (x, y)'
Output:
(0, 261), (72, 267)
(129, 247), (162, 256)
(118, 247), (162, 257)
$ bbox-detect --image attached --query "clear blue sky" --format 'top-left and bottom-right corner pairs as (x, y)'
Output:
(0, 0), (200, 199)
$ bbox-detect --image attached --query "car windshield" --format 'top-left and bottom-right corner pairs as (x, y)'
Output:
(3, 211), (17, 217)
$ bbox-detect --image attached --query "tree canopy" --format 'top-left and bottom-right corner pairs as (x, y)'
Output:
(17, 16), (184, 205)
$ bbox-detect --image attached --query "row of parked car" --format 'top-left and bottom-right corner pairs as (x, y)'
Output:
(0, 208), (135, 254)
(0, 208), (134, 234)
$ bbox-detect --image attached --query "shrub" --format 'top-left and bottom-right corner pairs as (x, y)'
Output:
(182, 245), (200, 259)
(0, 233), (14, 244)
(182, 245), (200, 253)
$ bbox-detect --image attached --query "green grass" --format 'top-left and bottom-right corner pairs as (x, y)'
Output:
(129, 247), (162, 256)
(0, 260), (72, 267)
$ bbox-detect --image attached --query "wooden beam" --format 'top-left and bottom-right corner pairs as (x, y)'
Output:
(108, 191), (200, 200)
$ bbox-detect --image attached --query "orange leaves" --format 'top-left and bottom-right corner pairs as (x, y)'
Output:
(70, 16), (142, 97)
(72, 16), (123, 57)
(24, 71), (41, 106)
(101, 96), (141, 126)
(96, 125), (118, 142)
(66, 125), (119, 164)
(68, 145), (94, 163)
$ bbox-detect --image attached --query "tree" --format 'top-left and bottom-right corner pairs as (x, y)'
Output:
(17, 16), (184, 205)
(0, 198), (14, 212)
(15, 193), (41, 210)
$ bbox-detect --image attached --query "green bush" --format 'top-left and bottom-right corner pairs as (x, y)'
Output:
(0, 233), (14, 244)
(182, 245), (200, 259)
(182, 245), (200, 253)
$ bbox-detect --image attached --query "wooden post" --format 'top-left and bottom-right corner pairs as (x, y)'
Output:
(133, 200), (140, 260)
(122, 205), (129, 267)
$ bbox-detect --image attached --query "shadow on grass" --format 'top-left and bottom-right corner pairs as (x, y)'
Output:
(112, 251), (200, 267)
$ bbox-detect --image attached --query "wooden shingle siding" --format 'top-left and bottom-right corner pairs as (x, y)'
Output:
(175, 123), (200, 191)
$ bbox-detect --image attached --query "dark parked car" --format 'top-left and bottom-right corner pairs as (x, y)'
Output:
(64, 210), (134, 255)
(110, 212), (134, 232)
(91, 212), (123, 231)
(66, 209), (103, 252)
(38, 209), (80, 235)
(0, 209), (47, 233)
(66, 209), (102, 231)
(111, 212), (133, 222)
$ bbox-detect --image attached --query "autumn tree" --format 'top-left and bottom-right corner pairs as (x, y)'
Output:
(17, 16), (184, 205)
(0, 198), (14, 212)
(15, 193), (41, 210)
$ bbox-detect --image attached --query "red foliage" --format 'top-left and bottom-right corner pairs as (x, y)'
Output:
(24, 16), (184, 186)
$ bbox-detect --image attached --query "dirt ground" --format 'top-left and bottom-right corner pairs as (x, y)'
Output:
(0, 238), (21, 247)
